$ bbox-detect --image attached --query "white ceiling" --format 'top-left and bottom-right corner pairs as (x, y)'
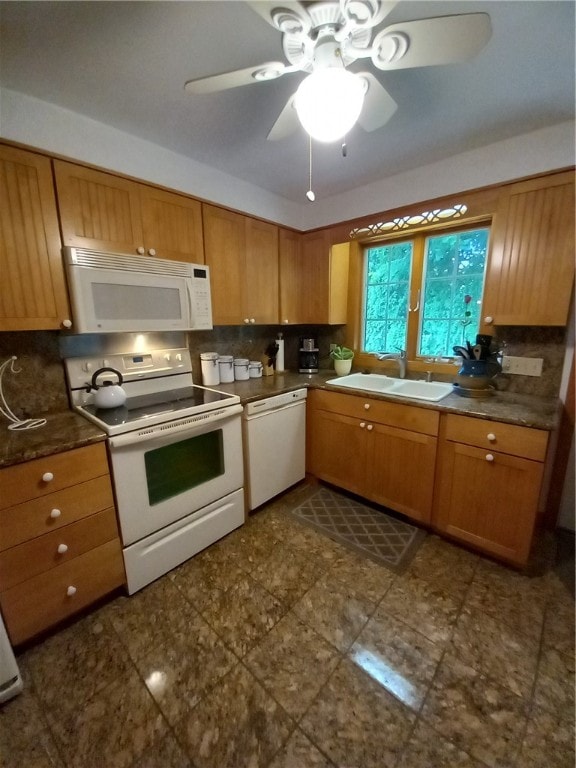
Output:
(0, 1), (574, 205)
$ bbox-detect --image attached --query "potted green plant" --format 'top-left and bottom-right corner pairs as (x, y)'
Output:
(330, 345), (354, 376)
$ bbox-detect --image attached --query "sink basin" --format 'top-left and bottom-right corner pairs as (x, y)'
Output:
(326, 373), (399, 393)
(327, 374), (453, 402)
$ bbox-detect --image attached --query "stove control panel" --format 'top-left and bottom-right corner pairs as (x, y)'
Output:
(64, 348), (193, 391)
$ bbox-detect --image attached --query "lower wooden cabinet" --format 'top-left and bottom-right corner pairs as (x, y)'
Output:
(432, 414), (549, 565)
(307, 390), (550, 565)
(307, 389), (438, 524)
(0, 443), (126, 645)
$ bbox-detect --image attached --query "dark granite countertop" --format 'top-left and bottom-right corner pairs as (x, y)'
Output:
(212, 369), (561, 432)
(0, 411), (107, 469)
(0, 369), (560, 469)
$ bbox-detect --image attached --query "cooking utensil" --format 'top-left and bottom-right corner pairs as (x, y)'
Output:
(86, 367), (127, 409)
(452, 345), (470, 359)
(472, 344), (483, 361)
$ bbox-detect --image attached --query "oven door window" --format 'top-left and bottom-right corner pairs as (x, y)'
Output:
(144, 429), (224, 506)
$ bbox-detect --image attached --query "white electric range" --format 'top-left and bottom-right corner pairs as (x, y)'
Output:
(64, 348), (244, 593)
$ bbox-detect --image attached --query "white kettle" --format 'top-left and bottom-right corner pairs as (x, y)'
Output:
(86, 367), (127, 409)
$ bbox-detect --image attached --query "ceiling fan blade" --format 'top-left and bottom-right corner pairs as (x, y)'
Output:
(185, 61), (289, 94)
(267, 94), (300, 141)
(247, 1), (312, 35)
(371, 13), (492, 71)
(356, 73), (398, 132)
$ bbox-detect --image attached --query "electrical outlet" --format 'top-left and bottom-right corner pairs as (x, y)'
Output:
(501, 356), (543, 376)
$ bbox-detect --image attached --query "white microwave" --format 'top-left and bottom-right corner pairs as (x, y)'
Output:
(63, 247), (213, 333)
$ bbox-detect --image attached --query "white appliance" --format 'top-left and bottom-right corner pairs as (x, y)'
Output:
(65, 348), (244, 593)
(0, 611), (22, 703)
(63, 247), (212, 334)
(243, 389), (307, 510)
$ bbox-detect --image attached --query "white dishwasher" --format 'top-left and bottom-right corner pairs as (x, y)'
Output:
(243, 388), (307, 510)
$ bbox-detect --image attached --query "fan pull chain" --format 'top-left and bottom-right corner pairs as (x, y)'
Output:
(306, 135), (315, 202)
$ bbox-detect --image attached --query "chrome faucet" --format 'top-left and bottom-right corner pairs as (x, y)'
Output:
(375, 348), (407, 379)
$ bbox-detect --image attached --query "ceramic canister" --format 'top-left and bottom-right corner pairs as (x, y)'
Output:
(249, 361), (263, 378)
(200, 352), (220, 386)
(218, 355), (234, 383)
(233, 358), (250, 381)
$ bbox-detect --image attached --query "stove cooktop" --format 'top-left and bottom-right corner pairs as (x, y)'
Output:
(76, 385), (238, 434)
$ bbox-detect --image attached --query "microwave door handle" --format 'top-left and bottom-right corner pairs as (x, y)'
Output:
(185, 279), (194, 327)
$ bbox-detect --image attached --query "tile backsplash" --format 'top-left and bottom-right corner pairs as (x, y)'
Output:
(0, 324), (565, 419)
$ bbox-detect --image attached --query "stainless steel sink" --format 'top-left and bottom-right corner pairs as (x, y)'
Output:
(327, 374), (453, 402)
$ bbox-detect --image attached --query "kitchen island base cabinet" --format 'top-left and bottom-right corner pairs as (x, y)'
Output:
(307, 389), (438, 524)
(432, 414), (549, 566)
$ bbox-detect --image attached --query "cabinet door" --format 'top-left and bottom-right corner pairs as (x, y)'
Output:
(301, 229), (332, 323)
(0, 145), (70, 330)
(308, 408), (367, 497)
(244, 218), (278, 324)
(433, 441), (544, 565)
(202, 204), (245, 324)
(54, 160), (144, 254)
(482, 172), (575, 327)
(140, 186), (204, 263)
(368, 423), (436, 523)
(279, 228), (305, 324)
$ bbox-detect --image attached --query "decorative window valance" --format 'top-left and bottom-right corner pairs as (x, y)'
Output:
(349, 203), (468, 239)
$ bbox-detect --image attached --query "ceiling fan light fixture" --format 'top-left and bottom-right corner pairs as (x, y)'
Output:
(294, 68), (365, 142)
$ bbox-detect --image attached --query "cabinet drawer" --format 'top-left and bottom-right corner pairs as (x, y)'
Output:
(0, 538), (125, 646)
(0, 475), (115, 551)
(443, 414), (548, 461)
(0, 507), (119, 590)
(313, 389), (438, 435)
(0, 443), (109, 509)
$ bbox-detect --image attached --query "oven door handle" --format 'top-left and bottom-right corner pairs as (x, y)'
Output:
(108, 404), (243, 449)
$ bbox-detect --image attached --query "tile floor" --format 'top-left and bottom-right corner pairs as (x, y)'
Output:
(1, 482), (574, 768)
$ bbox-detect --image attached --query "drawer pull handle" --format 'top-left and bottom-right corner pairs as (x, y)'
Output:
(50, 509), (62, 519)
(66, 586), (77, 597)
(364, 403), (370, 410)
(359, 422), (366, 428)
(42, 472), (54, 482)
(487, 433), (496, 442)
(367, 424), (374, 431)
(485, 453), (494, 462)
(57, 543), (68, 554)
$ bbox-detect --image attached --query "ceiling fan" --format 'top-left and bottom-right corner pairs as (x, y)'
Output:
(184, 1), (492, 143)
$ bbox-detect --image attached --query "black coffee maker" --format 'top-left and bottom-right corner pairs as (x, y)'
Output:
(299, 336), (319, 373)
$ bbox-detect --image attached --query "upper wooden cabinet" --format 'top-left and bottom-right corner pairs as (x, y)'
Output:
(279, 228), (349, 325)
(481, 171), (575, 328)
(0, 145), (71, 331)
(53, 160), (204, 263)
(202, 204), (278, 325)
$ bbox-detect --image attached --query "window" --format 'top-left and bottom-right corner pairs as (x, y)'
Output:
(362, 225), (489, 359)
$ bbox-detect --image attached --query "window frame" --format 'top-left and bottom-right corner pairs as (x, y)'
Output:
(349, 216), (492, 376)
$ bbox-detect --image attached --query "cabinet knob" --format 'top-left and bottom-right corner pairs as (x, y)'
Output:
(283, 319), (289, 324)
(250, 318), (255, 324)
(42, 472), (54, 482)
(148, 248), (157, 257)
(487, 433), (496, 442)
(57, 543), (68, 554)
(50, 508), (61, 519)
(484, 316), (493, 324)
(136, 246), (145, 255)
(485, 453), (494, 462)
(66, 586), (77, 597)
(366, 424), (374, 431)
(364, 403), (370, 410)
(244, 318), (250, 324)
(359, 422), (366, 428)
(62, 319), (72, 329)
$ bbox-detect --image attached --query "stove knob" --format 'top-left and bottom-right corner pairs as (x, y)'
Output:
(163, 354), (171, 362)
(176, 353), (182, 362)
(82, 361), (93, 373)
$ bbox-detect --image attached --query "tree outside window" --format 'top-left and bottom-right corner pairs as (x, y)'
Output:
(363, 226), (489, 358)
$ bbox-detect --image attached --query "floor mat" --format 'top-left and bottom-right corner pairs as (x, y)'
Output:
(290, 486), (427, 573)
